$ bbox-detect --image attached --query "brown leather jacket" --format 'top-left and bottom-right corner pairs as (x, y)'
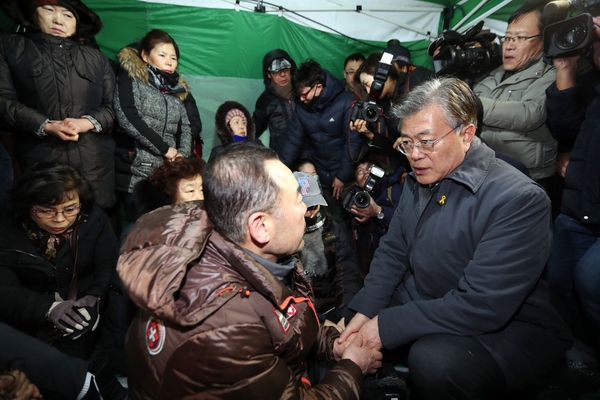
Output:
(118, 201), (363, 399)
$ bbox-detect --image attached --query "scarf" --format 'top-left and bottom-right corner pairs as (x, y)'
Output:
(23, 215), (81, 262)
(273, 81), (294, 101)
(147, 64), (180, 93)
(300, 212), (329, 282)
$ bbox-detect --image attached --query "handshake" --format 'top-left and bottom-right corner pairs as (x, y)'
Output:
(333, 313), (383, 375)
(46, 294), (100, 340)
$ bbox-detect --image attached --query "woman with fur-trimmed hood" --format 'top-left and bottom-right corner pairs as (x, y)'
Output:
(114, 29), (193, 194)
(209, 100), (260, 160)
(0, 0), (117, 209)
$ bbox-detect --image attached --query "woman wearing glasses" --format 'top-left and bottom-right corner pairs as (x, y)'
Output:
(0, 162), (117, 360)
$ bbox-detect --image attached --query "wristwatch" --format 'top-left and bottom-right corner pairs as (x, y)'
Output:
(376, 209), (384, 220)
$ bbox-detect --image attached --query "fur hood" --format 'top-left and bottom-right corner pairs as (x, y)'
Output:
(117, 45), (190, 102)
(214, 100), (256, 147)
(0, 0), (103, 41)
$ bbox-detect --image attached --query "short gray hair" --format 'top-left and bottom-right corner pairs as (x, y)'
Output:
(392, 76), (478, 131)
(203, 143), (282, 244)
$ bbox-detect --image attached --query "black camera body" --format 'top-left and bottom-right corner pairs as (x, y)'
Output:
(430, 21), (502, 78)
(342, 165), (385, 216)
(350, 100), (381, 123)
(350, 52), (393, 123)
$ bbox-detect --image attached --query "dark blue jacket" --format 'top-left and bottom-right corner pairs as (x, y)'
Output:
(350, 139), (571, 390)
(280, 70), (364, 185)
(546, 74), (600, 225)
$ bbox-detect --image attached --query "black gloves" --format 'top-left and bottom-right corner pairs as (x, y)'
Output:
(46, 294), (100, 340)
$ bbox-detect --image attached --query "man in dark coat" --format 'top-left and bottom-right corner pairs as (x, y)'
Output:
(338, 77), (572, 399)
(544, 15), (600, 366)
(252, 49), (297, 157)
(280, 59), (364, 207)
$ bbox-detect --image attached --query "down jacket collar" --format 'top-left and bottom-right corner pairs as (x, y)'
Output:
(117, 45), (190, 102)
(117, 201), (314, 327)
(0, 0), (103, 40)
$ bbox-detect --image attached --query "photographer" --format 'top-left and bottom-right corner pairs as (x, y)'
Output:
(344, 161), (405, 274)
(350, 51), (433, 166)
(473, 0), (559, 187)
(544, 14), (600, 368)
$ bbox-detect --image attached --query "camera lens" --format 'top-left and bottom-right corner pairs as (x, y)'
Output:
(354, 191), (370, 208)
(557, 23), (588, 50)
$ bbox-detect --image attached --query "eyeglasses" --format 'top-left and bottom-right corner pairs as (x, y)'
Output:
(298, 85), (316, 101)
(397, 124), (463, 155)
(498, 34), (541, 44)
(31, 204), (81, 219)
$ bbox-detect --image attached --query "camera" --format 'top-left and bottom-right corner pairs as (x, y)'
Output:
(429, 21), (502, 78)
(542, 0), (600, 58)
(350, 101), (381, 123)
(342, 165), (385, 215)
(350, 52), (393, 123)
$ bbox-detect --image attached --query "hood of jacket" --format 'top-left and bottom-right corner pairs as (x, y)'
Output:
(118, 201), (314, 327)
(214, 100), (256, 147)
(261, 49), (297, 85)
(117, 45), (190, 101)
(1, 0), (103, 41)
(300, 69), (346, 113)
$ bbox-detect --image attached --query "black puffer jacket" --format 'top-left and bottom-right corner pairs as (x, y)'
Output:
(546, 71), (600, 225)
(280, 70), (364, 185)
(0, 0), (116, 209)
(209, 100), (261, 160)
(253, 49), (297, 156)
(0, 30), (116, 208)
(0, 204), (117, 333)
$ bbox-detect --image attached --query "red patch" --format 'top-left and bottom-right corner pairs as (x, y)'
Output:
(146, 316), (166, 355)
(286, 304), (298, 319)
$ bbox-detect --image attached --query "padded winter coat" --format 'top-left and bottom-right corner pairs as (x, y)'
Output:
(280, 70), (364, 185)
(474, 55), (557, 181)
(118, 201), (363, 399)
(546, 71), (600, 225)
(0, 32), (116, 208)
(253, 49), (297, 156)
(114, 46), (192, 193)
(0, 205), (116, 335)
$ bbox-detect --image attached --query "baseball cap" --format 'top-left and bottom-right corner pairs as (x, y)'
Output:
(293, 172), (328, 208)
(268, 58), (292, 73)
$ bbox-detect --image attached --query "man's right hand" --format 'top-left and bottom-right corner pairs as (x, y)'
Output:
(338, 312), (370, 344)
(342, 333), (383, 375)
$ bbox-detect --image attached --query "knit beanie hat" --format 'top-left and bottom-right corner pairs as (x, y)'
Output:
(225, 109), (246, 126)
(34, 0), (79, 22)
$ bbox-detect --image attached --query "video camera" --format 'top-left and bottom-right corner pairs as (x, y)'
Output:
(342, 165), (385, 215)
(543, 0), (600, 58)
(429, 21), (502, 78)
(350, 52), (393, 123)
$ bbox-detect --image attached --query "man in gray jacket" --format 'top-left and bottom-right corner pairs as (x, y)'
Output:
(338, 77), (572, 400)
(474, 0), (557, 184)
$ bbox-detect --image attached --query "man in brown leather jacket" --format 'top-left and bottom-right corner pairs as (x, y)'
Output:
(118, 143), (381, 399)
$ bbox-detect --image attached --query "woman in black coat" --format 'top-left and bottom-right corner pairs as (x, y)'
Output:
(0, 162), (117, 360)
(0, 0), (116, 209)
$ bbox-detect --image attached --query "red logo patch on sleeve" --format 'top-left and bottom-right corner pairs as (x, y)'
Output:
(146, 316), (166, 356)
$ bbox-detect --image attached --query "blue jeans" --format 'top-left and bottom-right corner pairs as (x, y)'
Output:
(545, 213), (600, 352)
